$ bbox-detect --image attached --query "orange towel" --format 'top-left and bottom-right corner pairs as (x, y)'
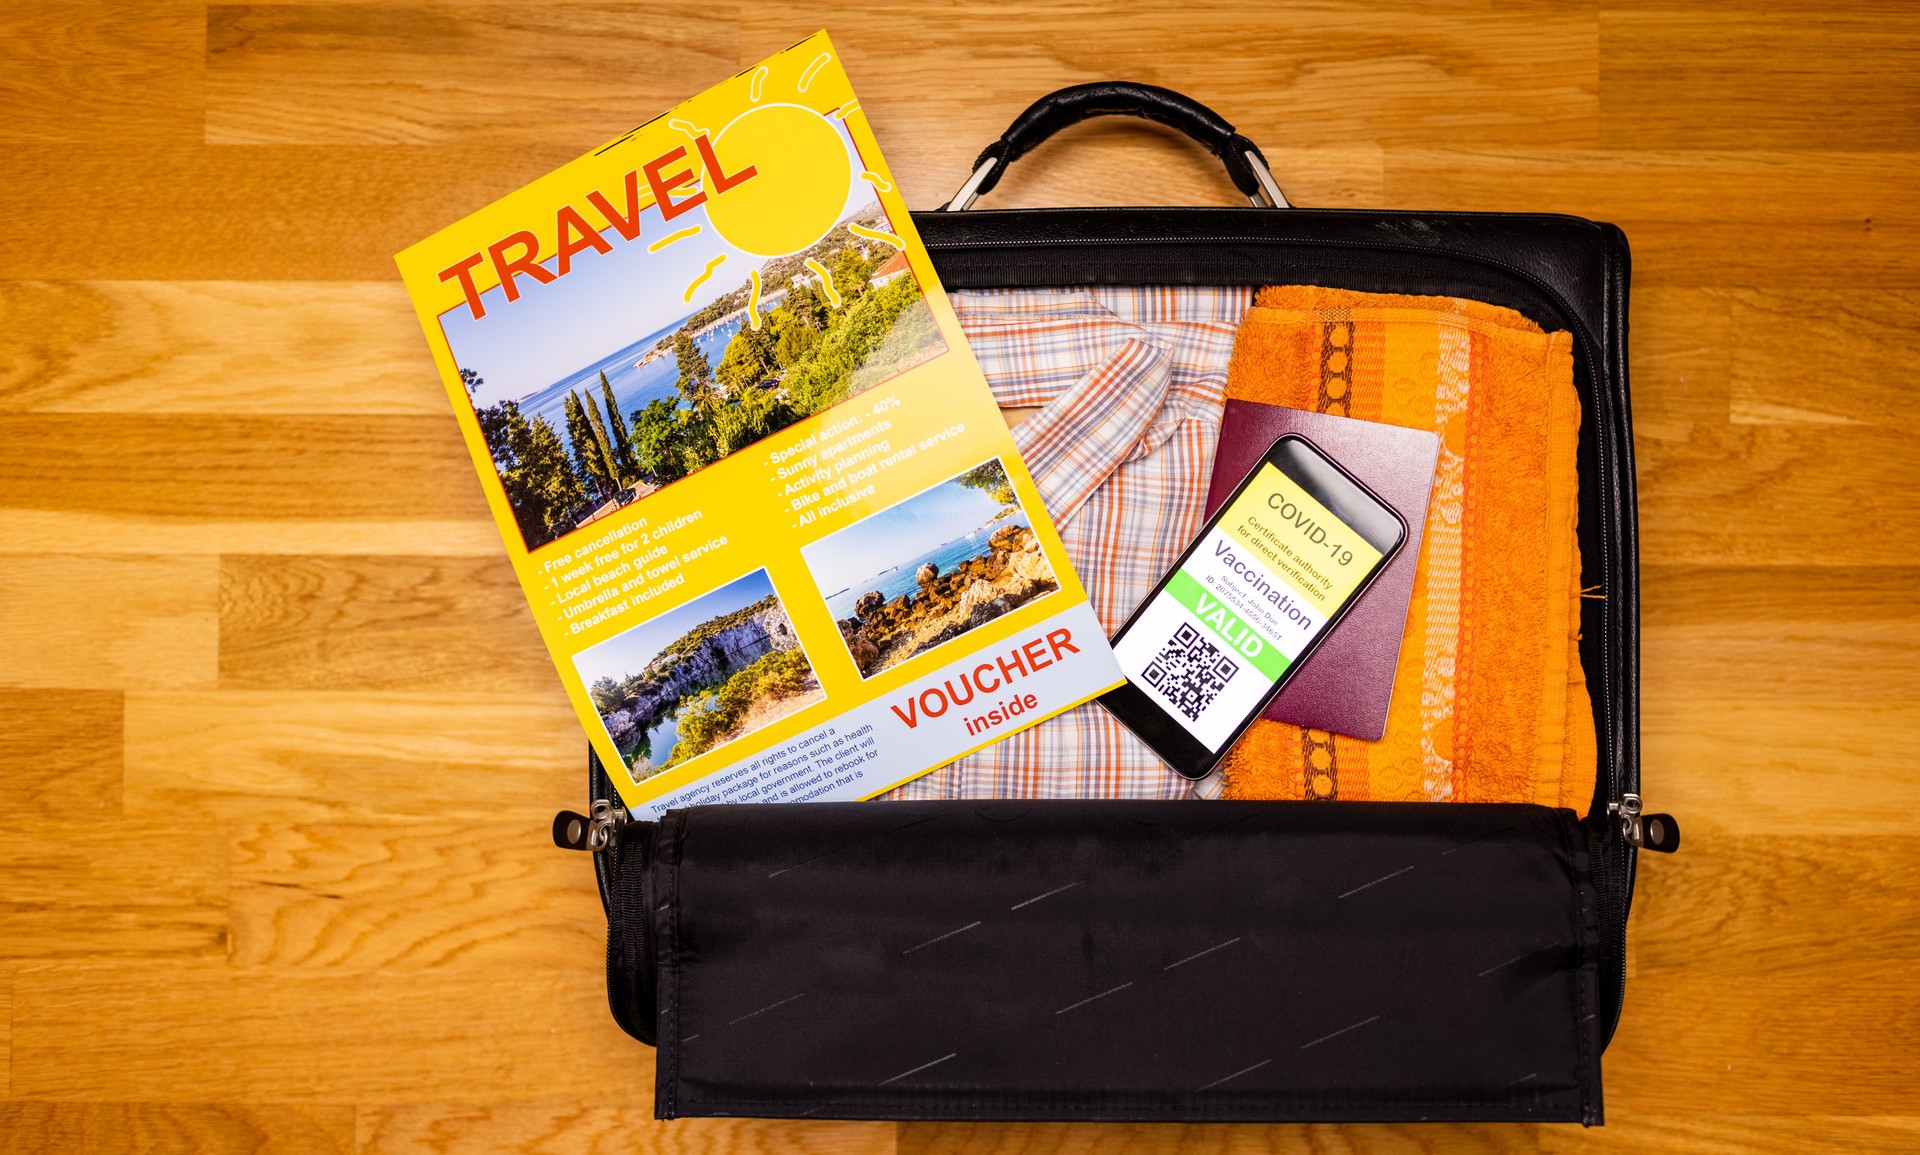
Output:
(1220, 286), (1596, 811)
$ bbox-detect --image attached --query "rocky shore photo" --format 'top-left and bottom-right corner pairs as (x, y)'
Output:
(802, 458), (1059, 679)
(575, 570), (824, 779)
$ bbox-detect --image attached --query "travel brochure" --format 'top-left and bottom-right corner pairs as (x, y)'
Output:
(396, 33), (1122, 817)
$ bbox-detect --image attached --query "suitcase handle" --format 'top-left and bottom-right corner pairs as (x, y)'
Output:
(944, 81), (1289, 210)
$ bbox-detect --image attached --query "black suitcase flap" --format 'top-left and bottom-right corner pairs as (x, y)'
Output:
(645, 799), (1604, 1124)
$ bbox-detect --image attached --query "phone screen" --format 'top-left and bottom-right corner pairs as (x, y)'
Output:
(1100, 436), (1405, 777)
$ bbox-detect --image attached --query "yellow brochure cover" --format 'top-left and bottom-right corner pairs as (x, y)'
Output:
(396, 32), (1123, 817)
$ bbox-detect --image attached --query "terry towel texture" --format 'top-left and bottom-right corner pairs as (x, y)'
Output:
(1220, 286), (1597, 811)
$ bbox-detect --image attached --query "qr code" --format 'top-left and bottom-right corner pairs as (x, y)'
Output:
(1141, 623), (1239, 722)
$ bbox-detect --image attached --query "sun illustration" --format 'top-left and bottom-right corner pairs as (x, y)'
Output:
(701, 101), (854, 259)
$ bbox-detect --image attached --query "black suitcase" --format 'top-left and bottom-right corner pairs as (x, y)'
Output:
(556, 83), (1677, 1125)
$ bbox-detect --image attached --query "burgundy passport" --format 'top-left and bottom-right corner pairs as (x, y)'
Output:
(1205, 401), (1441, 741)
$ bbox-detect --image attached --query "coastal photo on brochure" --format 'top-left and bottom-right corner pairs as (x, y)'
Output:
(575, 568), (825, 779)
(803, 456), (1060, 679)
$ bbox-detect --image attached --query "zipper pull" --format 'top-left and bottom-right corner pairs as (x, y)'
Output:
(552, 799), (631, 852)
(1608, 793), (1680, 853)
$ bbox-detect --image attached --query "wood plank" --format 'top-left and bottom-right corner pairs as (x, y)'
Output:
(1644, 700), (1920, 837)
(1728, 290), (1920, 428)
(1384, 150), (1920, 287)
(1384, 148), (1920, 224)
(1600, 9), (1920, 150)
(1627, 287), (1731, 435)
(0, 143), (580, 279)
(1641, 568), (1920, 702)
(747, 3), (1602, 152)
(1625, 836), (1920, 978)
(1539, 1116), (1920, 1154)
(1603, 959), (1920, 1115)
(0, 511), (498, 559)
(1, 282), (444, 415)
(0, 556), (219, 691)
(205, 2), (1600, 151)
(205, 5), (738, 145)
(358, 1103), (895, 1155)
(227, 820), (602, 969)
(8, 964), (624, 1102)
(122, 692), (580, 823)
(217, 556), (554, 693)
(0, 690), (122, 819)
(0, 823), (226, 962)
(1600, 220), (1920, 289)
(0, 3), (205, 145)
(0, 415), (485, 521)
(1605, 216), (1920, 289)
(0, 1104), (355, 1155)
(897, 1116), (1920, 1154)
(902, 1120), (1522, 1153)
(1634, 426), (1920, 566)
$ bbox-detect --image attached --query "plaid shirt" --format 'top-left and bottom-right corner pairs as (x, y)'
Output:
(886, 286), (1251, 801)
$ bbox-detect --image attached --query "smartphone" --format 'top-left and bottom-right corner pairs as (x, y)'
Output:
(1098, 434), (1407, 780)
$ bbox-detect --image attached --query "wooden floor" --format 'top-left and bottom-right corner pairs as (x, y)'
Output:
(2, 3), (1917, 1152)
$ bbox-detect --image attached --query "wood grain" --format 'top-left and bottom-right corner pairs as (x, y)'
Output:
(122, 691), (581, 823)
(1726, 290), (1920, 428)
(0, 556), (219, 690)
(1604, 962), (1920, 1115)
(1634, 426), (1920, 566)
(227, 820), (602, 969)
(218, 555), (553, 692)
(1644, 700), (1920, 837)
(357, 1105), (895, 1155)
(2, 4), (1917, 1152)
(900, 1116), (1920, 1154)
(1624, 287), (1732, 436)
(0, 1104), (356, 1155)
(0, 415), (485, 520)
(0, 691), (123, 818)
(1, 971), (11, 1099)
(1640, 567), (1920, 700)
(1386, 149), (1920, 287)
(742, 2), (1604, 154)
(0, 143), (585, 280)
(0, 509), (500, 559)
(9, 964), (626, 1102)
(1598, 9), (1920, 150)
(0, 821), (227, 962)
(0, 3), (206, 144)
(1626, 836), (1920, 976)
(205, 6), (738, 146)
(1, 282), (443, 415)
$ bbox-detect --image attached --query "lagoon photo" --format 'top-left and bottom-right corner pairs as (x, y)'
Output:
(802, 458), (1059, 679)
(442, 159), (947, 554)
(574, 570), (824, 780)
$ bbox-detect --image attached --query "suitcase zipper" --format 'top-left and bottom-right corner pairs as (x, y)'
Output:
(552, 798), (631, 852)
(1609, 792), (1679, 853)
(563, 765), (659, 1045)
